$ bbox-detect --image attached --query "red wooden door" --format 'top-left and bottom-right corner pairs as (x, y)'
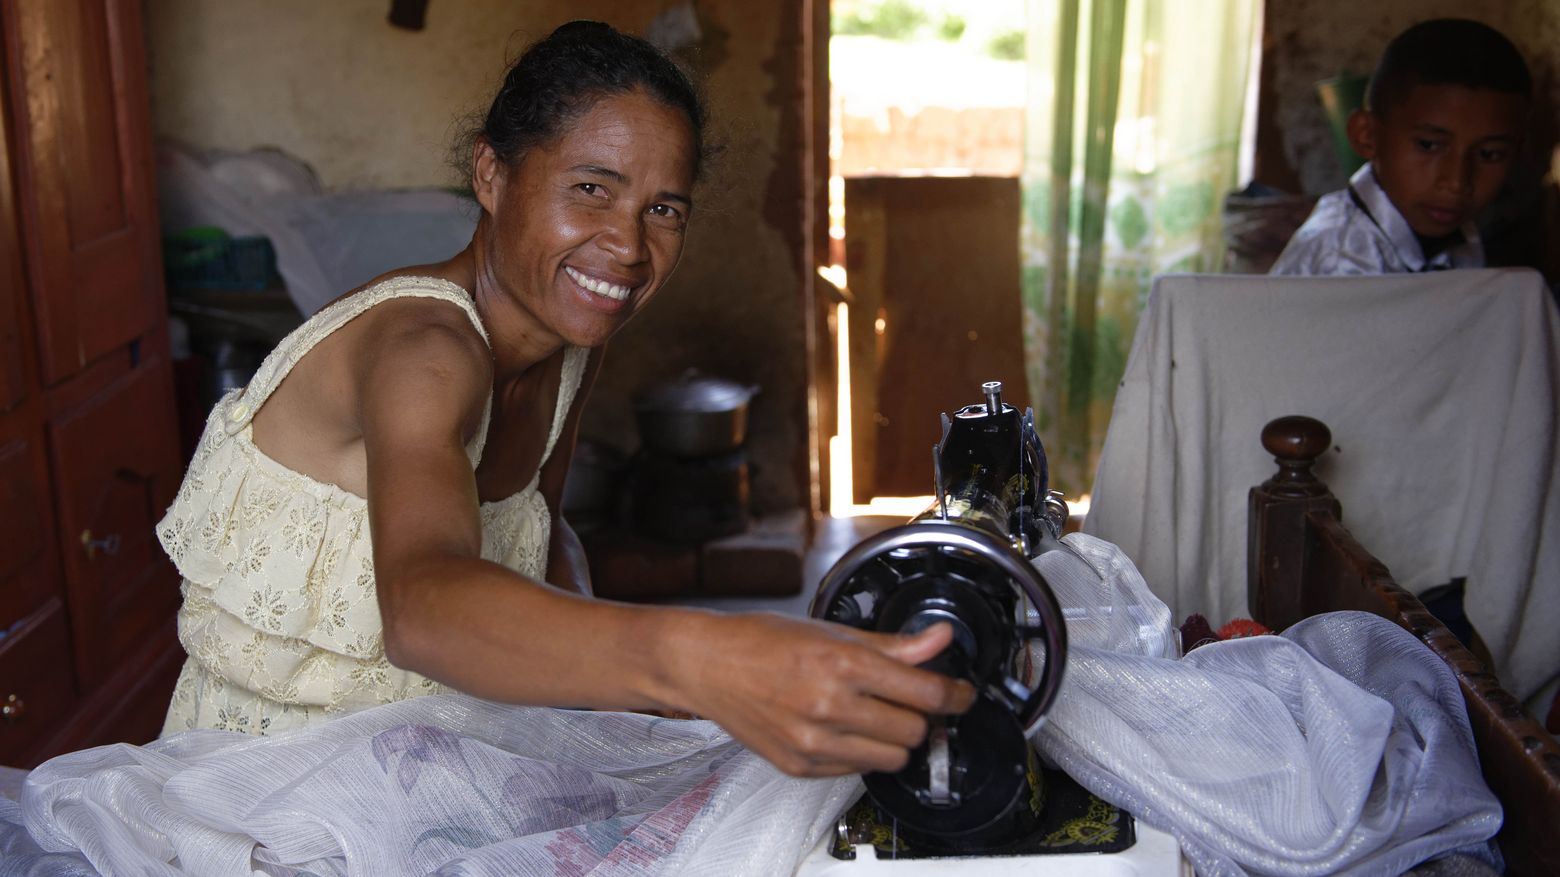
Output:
(0, 32), (79, 761)
(0, 0), (180, 760)
(2, 0), (164, 385)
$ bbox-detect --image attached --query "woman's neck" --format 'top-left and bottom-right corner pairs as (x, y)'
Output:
(441, 237), (568, 384)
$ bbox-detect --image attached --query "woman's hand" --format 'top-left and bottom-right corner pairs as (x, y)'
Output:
(669, 613), (976, 778)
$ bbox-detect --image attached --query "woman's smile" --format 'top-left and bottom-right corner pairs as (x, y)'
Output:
(472, 87), (696, 356)
(563, 265), (633, 304)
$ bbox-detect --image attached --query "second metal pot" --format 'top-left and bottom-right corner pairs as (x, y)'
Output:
(633, 371), (759, 458)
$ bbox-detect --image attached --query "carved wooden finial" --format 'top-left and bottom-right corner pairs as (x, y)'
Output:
(1260, 415), (1331, 498)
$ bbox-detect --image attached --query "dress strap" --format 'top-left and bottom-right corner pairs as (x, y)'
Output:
(531, 346), (590, 470)
(222, 276), (494, 465)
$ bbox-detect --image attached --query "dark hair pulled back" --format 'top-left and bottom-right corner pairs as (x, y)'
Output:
(473, 21), (707, 180)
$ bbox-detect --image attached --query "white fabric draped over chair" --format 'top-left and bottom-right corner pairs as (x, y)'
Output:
(1083, 268), (1560, 703)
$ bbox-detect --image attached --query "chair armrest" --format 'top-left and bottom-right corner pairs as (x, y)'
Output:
(1249, 416), (1560, 876)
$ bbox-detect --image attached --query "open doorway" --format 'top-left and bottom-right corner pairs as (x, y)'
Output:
(817, 0), (1031, 518)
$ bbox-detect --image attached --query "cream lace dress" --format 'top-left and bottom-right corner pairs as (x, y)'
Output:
(158, 276), (587, 736)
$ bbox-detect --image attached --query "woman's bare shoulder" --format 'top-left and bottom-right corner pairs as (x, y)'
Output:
(346, 296), (493, 461)
(349, 293), (491, 387)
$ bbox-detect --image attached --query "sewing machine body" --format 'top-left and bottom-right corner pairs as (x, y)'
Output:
(803, 380), (1186, 873)
(811, 382), (1067, 854)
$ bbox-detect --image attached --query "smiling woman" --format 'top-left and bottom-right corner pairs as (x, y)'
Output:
(154, 20), (973, 780)
(470, 90), (695, 350)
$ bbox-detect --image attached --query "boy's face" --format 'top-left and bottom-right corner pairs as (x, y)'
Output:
(1348, 83), (1527, 239)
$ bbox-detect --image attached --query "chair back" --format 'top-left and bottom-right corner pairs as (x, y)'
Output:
(1083, 268), (1560, 702)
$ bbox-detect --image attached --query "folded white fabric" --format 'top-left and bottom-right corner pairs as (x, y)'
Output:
(1084, 268), (1560, 702)
(1033, 534), (1503, 877)
(5, 700), (857, 876)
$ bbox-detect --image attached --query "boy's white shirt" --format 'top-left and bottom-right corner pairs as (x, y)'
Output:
(1269, 163), (1484, 275)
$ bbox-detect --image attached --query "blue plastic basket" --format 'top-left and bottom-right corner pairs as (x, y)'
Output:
(163, 229), (280, 290)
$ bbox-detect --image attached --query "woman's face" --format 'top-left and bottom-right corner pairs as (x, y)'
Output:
(474, 88), (696, 350)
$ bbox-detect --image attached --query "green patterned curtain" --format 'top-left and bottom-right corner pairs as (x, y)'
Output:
(1021, 0), (1259, 494)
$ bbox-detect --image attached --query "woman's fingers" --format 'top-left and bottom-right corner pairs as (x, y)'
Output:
(876, 621), (955, 664)
(824, 688), (931, 750)
(791, 627), (975, 770)
(847, 624), (977, 716)
(686, 614), (978, 777)
(788, 732), (919, 777)
(742, 707), (927, 777)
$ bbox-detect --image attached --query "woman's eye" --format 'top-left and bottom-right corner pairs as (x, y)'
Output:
(575, 182), (604, 196)
(1415, 138), (1444, 153)
(648, 203), (684, 222)
(1478, 147), (1511, 163)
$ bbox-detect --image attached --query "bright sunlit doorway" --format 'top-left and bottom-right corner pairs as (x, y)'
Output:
(821, 0), (1032, 518)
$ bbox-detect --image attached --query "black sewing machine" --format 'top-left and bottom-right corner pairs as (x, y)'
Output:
(810, 380), (1071, 857)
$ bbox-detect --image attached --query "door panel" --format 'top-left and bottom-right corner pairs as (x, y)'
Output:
(843, 176), (1031, 500)
(52, 4), (126, 243)
(48, 359), (181, 688)
(0, 282), (23, 412)
(4, 0), (162, 384)
(0, 439), (51, 631)
(0, 33), (26, 416)
(0, 601), (78, 766)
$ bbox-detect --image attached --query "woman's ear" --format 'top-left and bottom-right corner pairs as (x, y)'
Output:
(1346, 109), (1377, 162)
(472, 139), (505, 216)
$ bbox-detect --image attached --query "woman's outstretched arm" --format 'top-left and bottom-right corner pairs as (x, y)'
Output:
(358, 317), (973, 778)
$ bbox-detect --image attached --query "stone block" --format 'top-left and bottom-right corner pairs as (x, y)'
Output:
(700, 509), (808, 597)
(582, 530), (698, 601)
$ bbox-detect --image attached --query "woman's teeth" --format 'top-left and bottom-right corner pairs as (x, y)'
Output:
(565, 267), (631, 301)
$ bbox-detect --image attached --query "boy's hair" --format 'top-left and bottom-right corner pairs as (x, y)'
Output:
(1365, 19), (1531, 116)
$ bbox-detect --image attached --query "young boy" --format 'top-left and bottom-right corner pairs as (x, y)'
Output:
(1271, 19), (1531, 275)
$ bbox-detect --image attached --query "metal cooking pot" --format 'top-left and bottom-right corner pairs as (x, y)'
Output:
(633, 370), (759, 457)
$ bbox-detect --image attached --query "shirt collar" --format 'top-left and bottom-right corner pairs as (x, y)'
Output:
(1348, 163), (1482, 271)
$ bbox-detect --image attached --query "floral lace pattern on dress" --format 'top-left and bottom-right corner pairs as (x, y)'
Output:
(159, 276), (588, 737)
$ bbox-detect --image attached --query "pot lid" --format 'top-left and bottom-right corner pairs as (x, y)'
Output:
(634, 370), (758, 413)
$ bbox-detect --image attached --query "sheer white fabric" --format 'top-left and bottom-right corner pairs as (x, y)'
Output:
(3, 701), (857, 877)
(1033, 534), (1502, 876)
(0, 537), (1501, 876)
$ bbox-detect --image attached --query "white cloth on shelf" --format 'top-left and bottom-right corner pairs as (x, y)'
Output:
(156, 142), (477, 316)
(1083, 268), (1560, 702)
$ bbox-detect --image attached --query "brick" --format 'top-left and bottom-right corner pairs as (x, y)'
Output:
(581, 530), (698, 601)
(700, 509), (807, 597)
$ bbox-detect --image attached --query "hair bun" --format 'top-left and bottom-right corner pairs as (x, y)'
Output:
(551, 20), (612, 37)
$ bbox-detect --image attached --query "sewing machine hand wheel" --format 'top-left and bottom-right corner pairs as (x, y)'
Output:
(810, 520), (1068, 841)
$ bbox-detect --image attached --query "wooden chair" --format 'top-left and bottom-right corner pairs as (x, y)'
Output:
(1249, 415), (1560, 876)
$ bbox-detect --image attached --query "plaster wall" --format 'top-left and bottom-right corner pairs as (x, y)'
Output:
(1263, 0), (1560, 197)
(145, 0), (812, 513)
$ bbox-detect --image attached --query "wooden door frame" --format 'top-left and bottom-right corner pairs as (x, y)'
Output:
(802, 0), (834, 518)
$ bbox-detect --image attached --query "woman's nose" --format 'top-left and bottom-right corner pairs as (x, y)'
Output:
(598, 209), (648, 263)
